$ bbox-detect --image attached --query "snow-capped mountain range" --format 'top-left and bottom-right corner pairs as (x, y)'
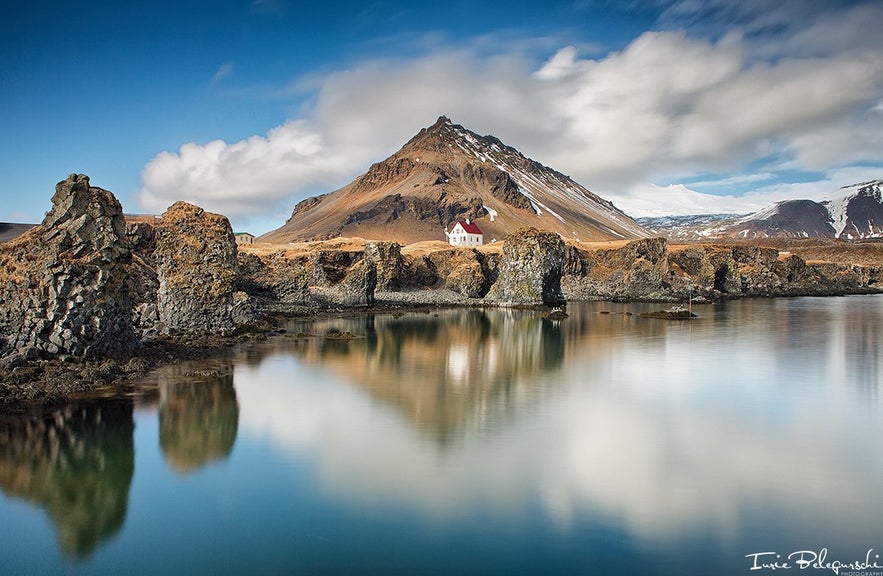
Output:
(639, 180), (883, 240)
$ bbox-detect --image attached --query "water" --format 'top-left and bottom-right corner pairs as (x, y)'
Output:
(1, 296), (882, 575)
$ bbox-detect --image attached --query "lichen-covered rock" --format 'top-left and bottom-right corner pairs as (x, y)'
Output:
(0, 174), (136, 361)
(563, 237), (672, 301)
(487, 228), (565, 306)
(732, 245), (780, 296)
(445, 258), (487, 298)
(154, 202), (237, 335)
(325, 259), (377, 306)
(236, 251), (310, 305)
(365, 241), (403, 290)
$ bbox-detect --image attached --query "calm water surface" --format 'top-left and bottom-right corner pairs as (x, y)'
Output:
(1, 296), (882, 575)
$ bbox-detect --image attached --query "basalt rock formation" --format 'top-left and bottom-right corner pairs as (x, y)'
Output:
(562, 238), (671, 301)
(487, 228), (566, 306)
(0, 174), (136, 362)
(154, 202), (238, 335)
(562, 238), (881, 301)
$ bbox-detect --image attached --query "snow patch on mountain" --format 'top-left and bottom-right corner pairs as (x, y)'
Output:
(446, 122), (647, 239)
(822, 180), (883, 239)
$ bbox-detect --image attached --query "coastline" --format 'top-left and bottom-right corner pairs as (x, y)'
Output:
(1, 176), (880, 407)
(4, 290), (883, 408)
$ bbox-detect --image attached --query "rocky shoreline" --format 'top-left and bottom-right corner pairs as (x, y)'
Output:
(1, 175), (880, 406)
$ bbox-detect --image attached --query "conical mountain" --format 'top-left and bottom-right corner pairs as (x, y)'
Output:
(262, 116), (649, 244)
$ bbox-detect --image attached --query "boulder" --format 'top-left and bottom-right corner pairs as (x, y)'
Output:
(487, 228), (565, 306)
(154, 202), (237, 335)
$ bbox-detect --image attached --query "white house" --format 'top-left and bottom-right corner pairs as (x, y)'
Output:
(234, 232), (255, 245)
(445, 219), (483, 247)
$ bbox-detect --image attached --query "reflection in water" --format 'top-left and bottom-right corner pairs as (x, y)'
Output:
(158, 370), (239, 474)
(280, 309), (564, 443)
(234, 298), (883, 547)
(3, 298), (881, 575)
(0, 401), (134, 558)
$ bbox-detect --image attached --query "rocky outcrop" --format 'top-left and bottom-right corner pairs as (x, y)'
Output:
(563, 238), (672, 301)
(236, 251), (311, 306)
(365, 241), (403, 291)
(563, 238), (881, 301)
(2, 173), (881, 403)
(154, 202), (238, 335)
(487, 228), (566, 306)
(0, 174), (136, 361)
(324, 258), (377, 306)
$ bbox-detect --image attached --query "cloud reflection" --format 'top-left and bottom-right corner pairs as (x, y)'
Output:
(234, 299), (883, 543)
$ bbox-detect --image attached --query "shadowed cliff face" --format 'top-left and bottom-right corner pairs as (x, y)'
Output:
(0, 401), (134, 558)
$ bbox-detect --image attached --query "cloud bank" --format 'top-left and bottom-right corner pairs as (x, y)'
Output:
(139, 1), (883, 224)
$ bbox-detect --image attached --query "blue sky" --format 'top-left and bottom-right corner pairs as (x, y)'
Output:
(3, 0), (882, 232)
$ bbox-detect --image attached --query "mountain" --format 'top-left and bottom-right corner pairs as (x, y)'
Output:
(823, 180), (883, 239)
(717, 199), (836, 239)
(611, 183), (766, 218)
(636, 213), (747, 240)
(262, 116), (649, 245)
(0, 222), (38, 243)
(642, 180), (883, 240)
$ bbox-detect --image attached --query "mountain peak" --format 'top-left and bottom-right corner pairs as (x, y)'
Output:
(401, 115), (468, 154)
(262, 117), (649, 244)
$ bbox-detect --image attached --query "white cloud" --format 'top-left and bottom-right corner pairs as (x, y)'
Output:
(210, 62), (235, 85)
(139, 2), (883, 225)
(230, 320), (883, 540)
(139, 119), (355, 218)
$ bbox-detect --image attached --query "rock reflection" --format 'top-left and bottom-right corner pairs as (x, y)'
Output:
(278, 309), (565, 442)
(0, 401), (134, 558)
(158, 368), (239, 474)
(230, 298), (883, 542)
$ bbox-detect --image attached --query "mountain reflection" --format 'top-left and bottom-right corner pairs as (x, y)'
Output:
(278, 309), (565, 443)
(158, 368), (239, 474)
(232, 298), (883, 539)
(0, 401), (134, 558)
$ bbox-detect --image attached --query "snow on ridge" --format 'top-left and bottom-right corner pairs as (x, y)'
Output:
(446, 123), (649, 236)
(822, 180), (882, 238)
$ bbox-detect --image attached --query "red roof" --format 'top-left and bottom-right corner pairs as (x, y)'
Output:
(456, 220), (483, 235)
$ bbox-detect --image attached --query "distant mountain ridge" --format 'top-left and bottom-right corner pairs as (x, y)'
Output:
(641, 180), (883, 240)
(262, 116), (649, 244)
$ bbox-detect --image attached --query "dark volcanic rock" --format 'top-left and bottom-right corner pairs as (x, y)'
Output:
(236, 251), (311, 305)
(640, 306), (697, 319)
(325, 258), (377, 306)
(365, 241), (403, 291)
(0, 174), (136, 361)
(563, 237), (672, 301)
(487, 228), (565, 306)
(154, 202), (237, 335)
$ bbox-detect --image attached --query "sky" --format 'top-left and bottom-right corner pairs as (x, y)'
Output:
(3, 0), (883, 233)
